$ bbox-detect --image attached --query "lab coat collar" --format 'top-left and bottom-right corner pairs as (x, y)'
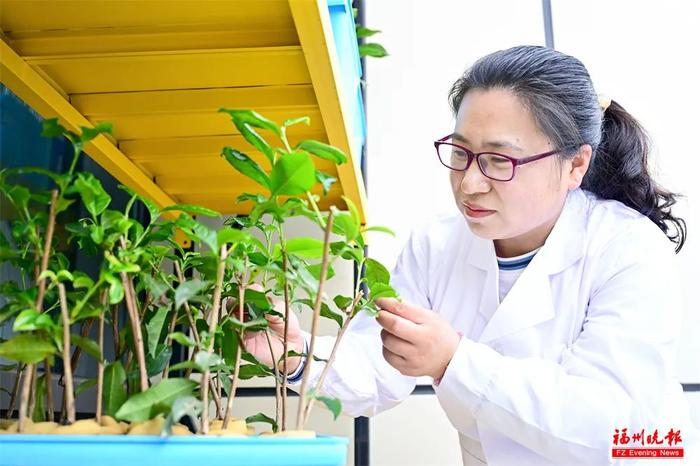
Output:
(466, 188), (590, 343)
(465, 188), (589, 273)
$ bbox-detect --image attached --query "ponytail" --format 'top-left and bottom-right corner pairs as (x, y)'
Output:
(582, 100), (686, 252)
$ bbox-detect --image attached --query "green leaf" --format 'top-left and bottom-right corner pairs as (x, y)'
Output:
(221, 147), (271, 190)
(56, 197), (75, 214)
(364, 258), (390, 288)
(168, 332), (195, 347)
(80, 122), (113, 143)
(315, 171), (336, 195)
(362, 225), (396, 237)
(75, 378), (97, 396)
(163, 395), (202, 435)
(194, 351), (224, 370)
(242, 288), (272, 312)
(269, 152), (316, 196)
(146, 306), (170, 358)
(246, 412), (278, 433)
(369, 282), (398, 300)
(13, 309), (55, 332)
(33, 375), (46, 422)
(104, 361), (128, 417)
(307, 263), (335, 281)
(56, 270), (74, 282)
(146, 345), (173, 376)
(219, 109), (280, 162)
(71, 334), (102, 360)
(105, 253), (140, 274)
(161, 204), (221, 217)
(307, 390), (342, 420)
(359, 43), (389, 58)
(284, 237), (324, 259)
(118, 185), (160, 221)
(333, 295), (354, 311)
(115, 378), (197, 422)
(105, 274), (124, 304)
(238, 364), (272, 379)
(71, 172), (111, 219)
(176, 216), (219, 253)
(297, 299), (343, 328)
(221, 321), (240, 367)
(140, 274), (168, 301)
(356, 26), (382, 38)
(342, 195), (360, 227)
(0, 333), (55, 364)
(3, 185), (31, 213)
(282, 116), (310, 128)
(217, 227), (249, 248)
(295, 140), (347, 164)
(41, 118), (69, 138)
(331, 211), (359, 243)
(175, 279), (210, 310)
(219, 109), (281, 136)
(72, 272), (95, 289)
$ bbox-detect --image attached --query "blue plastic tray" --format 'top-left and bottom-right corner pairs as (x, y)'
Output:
(0, 435), (349, 466)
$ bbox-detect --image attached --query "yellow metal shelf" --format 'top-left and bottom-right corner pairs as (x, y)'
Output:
(0, 0), (368, 222)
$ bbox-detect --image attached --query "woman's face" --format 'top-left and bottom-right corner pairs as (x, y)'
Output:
(449, 87), (590, 257)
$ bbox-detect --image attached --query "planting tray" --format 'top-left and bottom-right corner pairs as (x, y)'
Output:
(0, 435), (349, 466)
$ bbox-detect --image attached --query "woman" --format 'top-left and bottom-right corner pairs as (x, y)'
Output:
(244, 45), (697, 465)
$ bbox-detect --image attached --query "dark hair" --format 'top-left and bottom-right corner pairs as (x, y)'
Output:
(448, 45), (686, 253)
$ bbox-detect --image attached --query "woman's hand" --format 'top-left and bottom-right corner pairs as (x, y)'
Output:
(234, 284), (306, 375)
(375, 298), (460, 380)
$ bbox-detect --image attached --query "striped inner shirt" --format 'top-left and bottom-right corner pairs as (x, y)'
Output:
(496, 247), (540, 303)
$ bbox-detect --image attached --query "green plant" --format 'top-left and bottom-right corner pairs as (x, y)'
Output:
(354, 3), (389, 60)
(0, 109), (398, 436)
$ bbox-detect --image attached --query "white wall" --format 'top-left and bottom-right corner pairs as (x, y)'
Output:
(364, 1), (545, 464)
(549, 0), (700, 426)
(364, 0), (699, 463)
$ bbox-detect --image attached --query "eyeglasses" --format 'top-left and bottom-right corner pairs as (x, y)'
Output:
(434, 134), (563, 182)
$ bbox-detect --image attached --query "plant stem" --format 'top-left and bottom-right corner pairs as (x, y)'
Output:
(24, 189), (58, 425)
(112, 305), (120, 359)
(96, 293), (106, 424)
(184, 348), (197, 380)
(6, 363), (23, 420)
(161, 307), (179, 380)
(280, 126), (292, 153)
(296, 210), (334, 430)
(222, 283), (245, 429)
(305, 192), (326, 229)
(27, 364), (37, 421)
(66, 318), (94, 383)
(216, 370), (223, 419)
(44, 359), (54, 422)
(302, 292), (362, 425)
(17, 364), (33, 432)
(57, 283), (76, 424)
(118, 236), (148, 392)
(281, 253), (290, 431)
(264, 329), (282, 429)
(209, 378), (223, 419)
(200, 245), (227, 434)
(120, 272), (148, 392)
(34, 190), (58, 310)
(174, 261), (202, 347)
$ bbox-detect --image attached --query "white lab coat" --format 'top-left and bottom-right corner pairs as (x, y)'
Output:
(289, 187), (699, 465)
